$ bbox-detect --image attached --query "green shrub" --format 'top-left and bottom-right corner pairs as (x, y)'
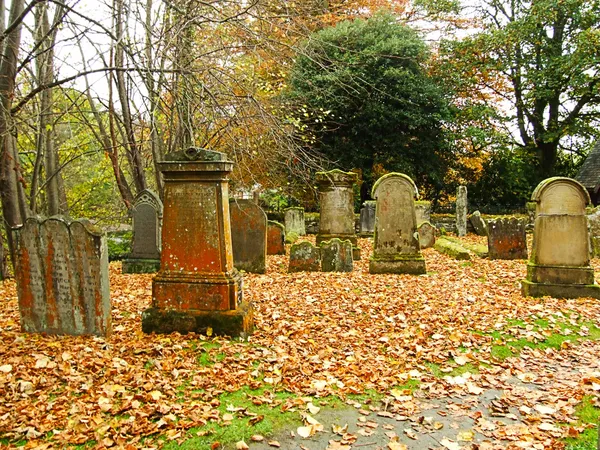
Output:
(106, 231), (132, 261)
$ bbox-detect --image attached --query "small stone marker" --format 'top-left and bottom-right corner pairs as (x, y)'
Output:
(415, 201), (432, 225)
(284, 207), (306, 236)
(456, 185), (468, 236)
(521, 177), (600, 299)
(143, 147), (252, 338)
(13, 217), (111, 336)
(320, 239), (353, 272)
(470, 211), (488, 236)
(288, 241), (321, 272)
(267, 221), (286, 255)
(315, 169), (360, 259)
(122, 189), (162, 273)
(487, 217), (527, 260)
(369, 173), (426, 274)
(230, 199), (267, 273)
(418, 221), (436, 249)
(359, 201), (376, 236)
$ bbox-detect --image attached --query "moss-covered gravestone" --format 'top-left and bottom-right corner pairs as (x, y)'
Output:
(320, 239), (353, 272)
(143, 147), (253, 338)
(267, 221), (286, 255)
(284, 207), (306, 236)
(456, 185), (468, 237)
(369, 173), (426, 274)
(288, 241), (320, 272)
(122, 189), (162, 273)
(521, 177), (600, 299)
(418, 221), (436, 249)
(230, 199), (267, 273)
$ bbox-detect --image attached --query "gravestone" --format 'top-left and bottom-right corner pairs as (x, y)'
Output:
(369, 173), (426, 274)
(122, 190), (163, 273)
(418, 221), (436, 249)
(230, 199), (267, 273)
(359, 201), (376, 236)
(267, 221), (286, 255)
(521, 177), (600, 299)
(143, 147), (253, 338)
(487, 218), (528, 260)
(320, 239), (353, 272)
(315, 169), (360, 259)
(284, 207), (306, 236)
(415, 201), (432, 225)
(456, 186), (468, 236)
(288, 241), (321, 272)
(587, 208), (600, 258)
(470, 211), (488, 236)
(13, 217), (111, 336)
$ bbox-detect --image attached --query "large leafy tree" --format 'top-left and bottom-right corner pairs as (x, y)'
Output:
(285, 13), (456, 201)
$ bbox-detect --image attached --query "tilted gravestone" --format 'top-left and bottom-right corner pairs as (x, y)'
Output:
(369, 173), (426, 274)
(288, 241), (321, 272)
(456, 185), (468, 236)
(122, 190), (162, 273)
(143, 147), (252, 338)
(418, 221), (436, 249)
(470, 211), (488, 236)
(487, 217), (527, 260)
(359, 201), (376, 237)
(284, 207), (306, 236)
(230, 199), (267, 273)
(521, 177), (600, 299)
(267, 221), (286, 255)
(13, 217), (111, 336)
(320, 239), (353, 272)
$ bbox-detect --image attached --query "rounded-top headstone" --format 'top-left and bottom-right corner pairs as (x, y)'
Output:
(531, 177), (590, 215)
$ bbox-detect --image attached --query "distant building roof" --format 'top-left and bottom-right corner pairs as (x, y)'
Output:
(576, 141), (600, 190)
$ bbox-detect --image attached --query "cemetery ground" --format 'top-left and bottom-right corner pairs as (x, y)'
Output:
(1, 236), (600, 450)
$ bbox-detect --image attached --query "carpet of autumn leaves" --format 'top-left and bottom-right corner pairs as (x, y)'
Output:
(0, 235), (599, 449)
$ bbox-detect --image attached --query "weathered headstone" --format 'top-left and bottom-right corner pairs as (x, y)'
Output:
(230, 199), (267, 273)
(415, 201), (432, 225)
(587, 208), (600, 258)
(143, 147), (253, 338)
(470, 211), (488, 236)
(487, 218), (528, 260)
(359, 201), (376, 236)
(320, 239), (353, 272)
(456, 185), (468, 236)
(521, 177), (600, 299)
(369, 173), (426, 274)
(315, 169), (360, 259)
(122, 190), (163, 273)
(267, 221), (286, 255)
(284, 207), (306, 236)
(288, 241), (321, 272)
(418, 221), (436, 249)
(13, 217), (111, 336)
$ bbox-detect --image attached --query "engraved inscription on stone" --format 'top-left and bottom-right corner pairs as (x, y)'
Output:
(131, 190), (162, 259)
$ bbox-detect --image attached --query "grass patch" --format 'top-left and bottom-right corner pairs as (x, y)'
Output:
(564, 396), (600, 450)
(426, 361), (480, 378)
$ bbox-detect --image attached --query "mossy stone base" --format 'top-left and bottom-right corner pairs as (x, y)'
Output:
(141, 301), (253, 339)
(369, 256), (426, 275)
(527, 264), (595, 285)
(434, 238), (471, 260)
(521, 280), (600, 300)
(122, 258), (161, 274)
(316, 234), (361, 260)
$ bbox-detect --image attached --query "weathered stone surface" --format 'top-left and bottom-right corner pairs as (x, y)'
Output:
(315, 170), (360, 259)
(456, 185), (468, 236)
(320, 239), (353, 272)
(587, 207), (600, 257)
(230, 199), (267, 273)
(470, 211), (488, 236)
(284, 207), (306, 236)
(267, 221), (286, 255)
(415, 201), (432, 225)
(521, 177), (600, 299)
(288, 241), (321, 272)
(13, 217), (111, 336)
(433, 237), (471, 260)
(487, 218), (527, 260)
(122, 189), (162, 274)
(359, 201), (376, 236)
(369, 173), (426, 275)
(146, 148), (252, 338)
(418, 221), (436, 249)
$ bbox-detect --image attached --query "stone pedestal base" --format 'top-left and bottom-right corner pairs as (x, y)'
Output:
(316, 234), (360, 260)
(369, 256), (426, 275)
(122, 258), (161, 274)
(141, 301), (253, 338)
(527, 264), (595, 285)
(521, 280), (600, 300)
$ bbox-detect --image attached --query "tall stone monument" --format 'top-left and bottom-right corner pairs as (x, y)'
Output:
(521, 177), (600, 299)
(13, 217), (111, 336)
(143, 148), (253, 337)
(456, 185), (468, 236)
(369, 173), (426, 274)
(122, 189), (163, 273)
(315, 169), (360, 259)
(359, 201), (376, 237)
(284, 207), (306, 236)
(230, 199), (267, 273)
